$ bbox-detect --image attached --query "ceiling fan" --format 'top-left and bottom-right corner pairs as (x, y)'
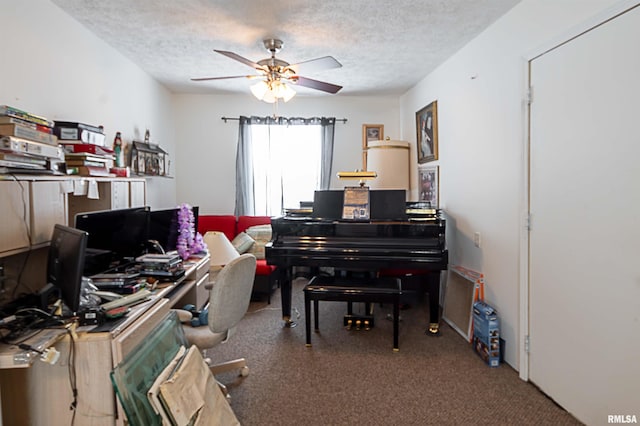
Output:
(191, 39), (343, 102)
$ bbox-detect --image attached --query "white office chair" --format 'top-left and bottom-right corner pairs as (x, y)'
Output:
(175, 253), (257, 397)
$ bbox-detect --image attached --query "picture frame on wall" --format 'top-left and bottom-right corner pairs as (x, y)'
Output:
(418, 165), (439, 208)
(362, 124), (384, 170)
(416, 101), (438, 163)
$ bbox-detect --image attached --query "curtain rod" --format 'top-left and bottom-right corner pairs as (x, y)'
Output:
(221, 116), (347, 123)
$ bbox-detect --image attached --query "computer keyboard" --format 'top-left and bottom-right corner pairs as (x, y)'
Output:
(100, 289), (152, 311)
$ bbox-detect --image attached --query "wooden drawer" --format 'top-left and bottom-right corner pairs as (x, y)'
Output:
(195, 272), (210, 310)
(194, 256), (211, 281)
(111, 298), (171, 365)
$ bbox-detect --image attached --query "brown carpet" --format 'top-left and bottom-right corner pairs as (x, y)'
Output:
(207, 278), (582, 425)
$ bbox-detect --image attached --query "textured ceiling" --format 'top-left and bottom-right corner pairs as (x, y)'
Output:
(50, 0), (522, 97)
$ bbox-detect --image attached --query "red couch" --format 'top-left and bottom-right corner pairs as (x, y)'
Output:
(197, 215), (277, 302)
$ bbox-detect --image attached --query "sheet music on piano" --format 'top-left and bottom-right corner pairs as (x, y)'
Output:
(342, 186), (370, 221)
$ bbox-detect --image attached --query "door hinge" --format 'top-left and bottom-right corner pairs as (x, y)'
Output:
(527, 86), (533, 104)
(524, 335), (530, 353)
(524, 212), (531, 231)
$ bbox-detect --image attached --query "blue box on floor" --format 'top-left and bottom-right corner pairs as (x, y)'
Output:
(472, 301), (500, 367)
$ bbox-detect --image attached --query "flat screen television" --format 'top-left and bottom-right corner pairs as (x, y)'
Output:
(75, 206), (151, 262)
(47, 224), (88, 314)
(148, 206), (199, 252)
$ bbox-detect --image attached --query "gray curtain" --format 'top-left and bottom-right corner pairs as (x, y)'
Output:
(319, 118), (335, 190)
(234, 116), (336, 216)
(234, 116), (254, 216)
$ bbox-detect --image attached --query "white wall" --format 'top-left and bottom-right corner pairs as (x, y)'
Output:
(0, 0), (177, 209)
(400, 0), (623, 369)
(172, 94), (400, 214)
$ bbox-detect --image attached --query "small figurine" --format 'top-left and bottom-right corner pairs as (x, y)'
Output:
(113, 132), (124, 167)
(144, 129), (150, 143)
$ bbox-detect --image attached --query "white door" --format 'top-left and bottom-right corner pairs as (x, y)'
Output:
(529, 5), (640, 424)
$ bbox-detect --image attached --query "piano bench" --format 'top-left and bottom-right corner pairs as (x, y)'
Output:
(303, 276), (402, 351)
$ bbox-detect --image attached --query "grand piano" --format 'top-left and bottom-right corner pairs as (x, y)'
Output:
(265, 189), (448, 335)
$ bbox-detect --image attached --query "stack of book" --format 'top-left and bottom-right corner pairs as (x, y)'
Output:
(53, 120), (106, 146)
(0, 105), (64, 174)
(406, 202), (439, 221)
(90, 272), (144, 294)
(64, 147), (115, 176)
(135, 253), (185, 279)
(54, 121), (116, 177)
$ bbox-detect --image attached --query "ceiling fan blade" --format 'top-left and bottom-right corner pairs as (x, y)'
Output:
(214, 50), (268, 72)
(191, 75), (260, 82)
(288, 56), (342, 74)
(291, 76), (342, 94)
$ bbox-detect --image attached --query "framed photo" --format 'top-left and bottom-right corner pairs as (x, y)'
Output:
(418, 165), (439, 208)
(362, 124), (384, 169)
(416, 101), (438, 163)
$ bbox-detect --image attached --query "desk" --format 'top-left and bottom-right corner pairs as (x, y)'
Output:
(0, 254), (210, 426)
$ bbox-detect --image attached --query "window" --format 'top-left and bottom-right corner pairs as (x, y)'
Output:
(251, 124), (321, 216)
(235, 116), (335, 217)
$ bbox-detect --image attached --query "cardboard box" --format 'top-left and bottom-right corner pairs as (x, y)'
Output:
(472, 301), (500, 367)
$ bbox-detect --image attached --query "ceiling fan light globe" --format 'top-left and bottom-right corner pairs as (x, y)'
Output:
(271, 81), (285, 97)
(250, 81), (269, 100)
(262, 89), (277, 103)
(281, 83), (296, 102)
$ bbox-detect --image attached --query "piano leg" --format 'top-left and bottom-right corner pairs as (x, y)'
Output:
(278, 267), (297, 328)
(426, 272), (441, 336)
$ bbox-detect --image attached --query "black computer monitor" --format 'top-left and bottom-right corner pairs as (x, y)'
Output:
(148, 208), (178, 252)
(148, 206), (199, 252)
(47, 224), (88, 314)
(74, 206), (151, 261)
(192, 206), (199, 235)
